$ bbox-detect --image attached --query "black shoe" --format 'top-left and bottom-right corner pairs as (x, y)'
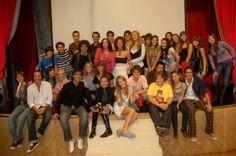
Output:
(173, 129), (178, 139)
(10, 141), (18, 150)
(89, 129), (96, 138)
(181, 129), (188, 138)
(26, 142), (39, 153)
(156, 126), (169, 136)
(100, 128), (113, 138)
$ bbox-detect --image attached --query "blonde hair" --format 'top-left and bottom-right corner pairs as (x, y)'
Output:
(130, 30), (141, 49)
(83, 62), (95, 78)
(115, 75), (128, 99)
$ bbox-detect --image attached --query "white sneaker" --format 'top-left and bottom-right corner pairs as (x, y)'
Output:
(77, 138), (83, 150)
(190, 137), (197, 142)
(68, 139), (75, 153)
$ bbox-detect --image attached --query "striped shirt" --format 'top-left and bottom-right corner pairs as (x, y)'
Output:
(208, 41), (235, 70)
(55, 50), (73, 72)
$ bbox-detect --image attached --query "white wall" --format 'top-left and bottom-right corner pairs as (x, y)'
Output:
(51, 0), (185, 48)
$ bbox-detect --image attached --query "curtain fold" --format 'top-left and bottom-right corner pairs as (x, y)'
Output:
(0, 0), (16, 80)
(214, 0), (236, 84)
(8, 0), (37, 80)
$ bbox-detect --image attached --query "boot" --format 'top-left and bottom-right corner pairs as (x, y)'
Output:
(219, 86), (227, 105)
(212, 86), (220, 106)
(100, 114), (113, 138)
(89, 112), (98, 138)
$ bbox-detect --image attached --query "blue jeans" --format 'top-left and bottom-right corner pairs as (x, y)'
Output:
(27, 106), (52, 142)
(59, 105), (88, 141)
(8, 103), (30, 141)
(213, 62), (233, 87)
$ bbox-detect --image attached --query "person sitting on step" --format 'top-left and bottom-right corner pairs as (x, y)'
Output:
(89, 75), (115, 138)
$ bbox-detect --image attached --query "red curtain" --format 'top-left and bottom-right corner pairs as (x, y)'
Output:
(0, 0), (16, 80)
(8, 0), (37, 80)
(214, 0), (236, 84)
(186, 0), (220, 84)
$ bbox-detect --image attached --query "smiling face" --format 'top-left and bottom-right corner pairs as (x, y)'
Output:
(161, 39), (167, 49)
(118, 78), (127, 89)
(57, 69), (65, 81)
(73, 32), (80, 43)
(172, 35), (179, 43)
(185, 68), (193, 80)
(100, 77), (109, 88)
(117, 39), (124, 50)
(171, 72), (180, 83)
(72, 71), (82, 84)
(208, 35), (216, 45)
(132, 69), (141, 81)
(80, 44), (88, 53)
(155, 75), (164, 86)
(16, 74), (24, 83)
(33, 71), (42, 84)
(102, 39), (109, 49)
(151, 37), (158, 47)
(124, 32), (131, 42)
(57, 44), (65, 53)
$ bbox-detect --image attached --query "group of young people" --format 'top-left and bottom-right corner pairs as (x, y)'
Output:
(8, 29), (234, 153)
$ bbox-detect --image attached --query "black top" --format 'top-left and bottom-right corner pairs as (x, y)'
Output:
(70, 53), (91, 71)
(95, 87), (115, 106)
(56, 81), (92, 113)
(115, 57), (127, 63)
(90, 42), (101, 63)
(130, 47), (142, 60)
(179, 48), (188, 64)
(190, 48), (203, 73)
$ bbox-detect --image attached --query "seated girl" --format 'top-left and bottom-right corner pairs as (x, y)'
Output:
(89, 75), (114, 138)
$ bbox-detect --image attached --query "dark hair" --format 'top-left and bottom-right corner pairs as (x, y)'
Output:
(72, 30), (80, 35)
(16, 71), (25, 77)
(101, 38), (113, 51)
(192, 35), (202, 48)
(100, 75), (109, 82)
(160, 38), (170, 58)
(72, 69), (83, 79)
(165, 32), (173, 38)
(145, 33), (152, 40)
(184, 66), (194, 73)
(207, 33), (218, 52)
(123, 30), (131, 36)
(131, 65), (142, 75)
(114, 36), (126, 51)
(45, 46), (54, 55)
(78, 40), (91, 53)
(106, 30), (114, 37)
(156, 61), (165, 68)
(32, 70), (42, 81)
(151, 35), (159, 47)
(55, 42), (65, 48)
(92, 31), (100, 37)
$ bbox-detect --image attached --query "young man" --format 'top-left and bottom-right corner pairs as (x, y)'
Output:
(147, 72), (173, 136)
(54, 70), (92, 153)
(55, 42), (73, 79)
(183, 66), (217, 142)
(36, 46), (57, 78)
(69, 30), (80, 55)
(90, 31), (101, 63)
(106, 30), (115, 51)
(146, 61), (165, 85)
(26, 70), (52, 153)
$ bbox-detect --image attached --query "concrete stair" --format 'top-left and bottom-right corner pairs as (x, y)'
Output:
(86, 115), (163, 156)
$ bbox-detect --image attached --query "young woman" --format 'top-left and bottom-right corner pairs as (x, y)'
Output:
(190, 36), (207, 78)
(70, 40), (92, 71)
(165, 32), (174, 47)
(172, 33), (182, 54)
(130, 31), (146, 73)
(95, 61), (114, 87)
(83, 62), (99, 105)
(52, 69), (70, 114)
(145, 33), (152, 48)
(146, 35), (160, 72)
(94, 38), (115, 74)
(46, 67), (56, 88)
(113, 36), (132, 79)
(179, 31), (193, 72)
(208, 33), (235, 104)
(8, 71), (29, 150)
(123, 30), (132, 51)
(89, 75), (115, 138)
(171, 71), (188, 138)
(114, 75), (138, 138)
(159, 38), (180, 79)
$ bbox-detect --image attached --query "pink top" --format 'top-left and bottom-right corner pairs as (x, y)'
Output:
(53, 79), (70, 101)
(94, 48), (115, 73)
(127, 75), (148, 93)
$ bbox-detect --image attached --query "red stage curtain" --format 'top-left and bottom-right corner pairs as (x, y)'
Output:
(0, 0), (16, 79)
(186, 0), (220, 84)
(8, 0), (37, 80)
(214, 0), (236, 84)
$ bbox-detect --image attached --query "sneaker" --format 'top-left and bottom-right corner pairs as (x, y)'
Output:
(68, 139), (75, 153)
(17, 140), (23, 148)
(26, 141), (39, 153)
(77, 138), (83, 150)
(10, 141), (18, 150)
(121, 131), (136, 138)
(207, 133), (218, 141)
(116, 129), (123, 137)
(37, 132), (43, 139)
(190, 137), (197, 142)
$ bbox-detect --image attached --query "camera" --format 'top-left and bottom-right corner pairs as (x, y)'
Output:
(92, 102), (104, 112)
